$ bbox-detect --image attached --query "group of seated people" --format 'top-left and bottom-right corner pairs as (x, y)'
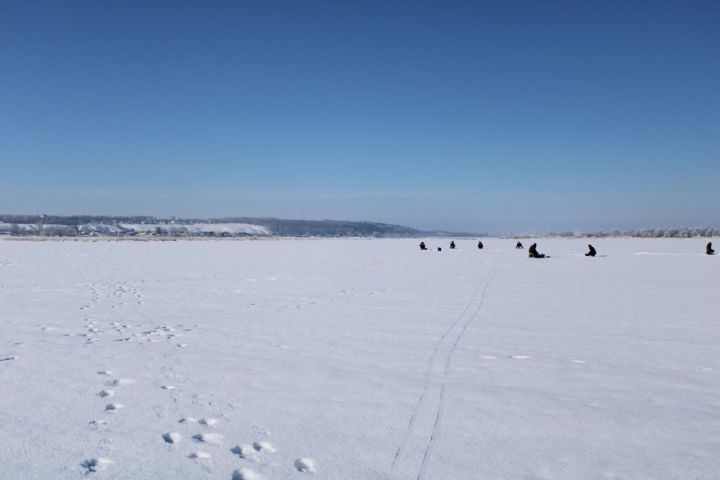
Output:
(421, 240), (483, 251)
(529, 243), (596, 258)
(420, 241), (596, 257)
(419, 241), (443, 252)
(420, 242), (716, 256)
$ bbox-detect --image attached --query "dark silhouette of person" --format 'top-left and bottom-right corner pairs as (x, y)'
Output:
(477, 240), (484, 249)
(585, 244), (597, 257)
(707, 242), (715, 255)
(438, 247), (442, 252)
(419, 241), (427, 251)
(528, 243), (546, 258)
(450, 241), (456, 249)
(516, 241), (524, 249)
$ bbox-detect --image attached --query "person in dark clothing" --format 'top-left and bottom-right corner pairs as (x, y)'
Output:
(437, 247), (442, 252)
(477, 240), (484, 249)
(528, 243), (546, 258)
(707, 242), (715, 255)
(516, 241), (524, 249)
(419, 241), (427, 251)
(585, 244), (597, 257)
(450, 241), (456, 249)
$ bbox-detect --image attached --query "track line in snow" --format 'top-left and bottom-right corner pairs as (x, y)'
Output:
(391, 272), (490, 469)
(392, 267), (499, 478)
(416, 269), (498, 480)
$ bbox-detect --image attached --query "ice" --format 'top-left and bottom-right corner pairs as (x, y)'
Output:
(0, 238), (718, 479)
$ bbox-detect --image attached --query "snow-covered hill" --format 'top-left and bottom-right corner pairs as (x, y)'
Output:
(117, 223), (270, 236)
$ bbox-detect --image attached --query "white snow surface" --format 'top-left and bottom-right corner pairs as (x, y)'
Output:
(0, 238), (719, 479)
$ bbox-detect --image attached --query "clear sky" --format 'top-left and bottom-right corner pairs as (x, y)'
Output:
(1, 1), (718, 233)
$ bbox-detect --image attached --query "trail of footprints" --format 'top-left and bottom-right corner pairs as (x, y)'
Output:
(166, 414), (316, 477)
(75, 325), (314, 476)
(65, 279), (318, 476)
(55, 318), (196, 347)
(82, 366), (317, 476)
(82, 370), (133, 472)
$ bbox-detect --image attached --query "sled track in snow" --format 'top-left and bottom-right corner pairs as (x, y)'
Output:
(391, 268), (498, 478)
(390, 271), (489, 469)
(416, 269), (497, 480)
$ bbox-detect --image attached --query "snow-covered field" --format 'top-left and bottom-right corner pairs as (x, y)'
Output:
(1, 238), (719, 480)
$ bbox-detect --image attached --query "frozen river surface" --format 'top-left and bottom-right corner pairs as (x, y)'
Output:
(0, 238), (719, 479)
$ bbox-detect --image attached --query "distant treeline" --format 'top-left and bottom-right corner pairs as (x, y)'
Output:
(506, 227), (720, 239)
(211, 217), (422, 237)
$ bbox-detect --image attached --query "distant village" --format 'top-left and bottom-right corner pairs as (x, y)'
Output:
(0, 215), (432, 238)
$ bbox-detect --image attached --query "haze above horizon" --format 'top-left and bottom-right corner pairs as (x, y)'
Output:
(1, 1), (718, 233)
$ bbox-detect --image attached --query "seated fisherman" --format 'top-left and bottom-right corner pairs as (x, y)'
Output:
(528, 243), (546, 258)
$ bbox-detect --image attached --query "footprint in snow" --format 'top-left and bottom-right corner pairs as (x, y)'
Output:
(232, 468), (261, 480)
(192, 433), (224, 445)
(97, 390), (114, 397)
(231, 444), (258, 460)
(199, 418), (219, 427)
(294, 457), (316, 473)
(81, 457), (112, 473)
(107, 378), (135, 387)
(87, 420), (108, 429)
(188, 451), (211, 460)
(162, 432), (182, 444)
(104, 403), (123, 412)
(252, 441), (276, 453)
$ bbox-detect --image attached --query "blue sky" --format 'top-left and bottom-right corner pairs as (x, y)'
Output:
(1, 1), (718, 233)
